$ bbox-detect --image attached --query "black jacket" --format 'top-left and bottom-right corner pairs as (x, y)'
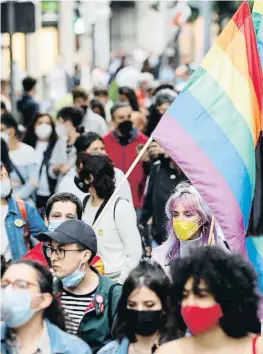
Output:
(139, 159), (187, 245)
(17, 93), (40, 127)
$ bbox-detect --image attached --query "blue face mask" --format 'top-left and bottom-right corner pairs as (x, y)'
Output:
(1, 287), (38, 328)
(61, 261), (86, 287)
(48, 219), (65, 232)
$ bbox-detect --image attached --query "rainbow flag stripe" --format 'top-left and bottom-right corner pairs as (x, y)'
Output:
(152, 2), (262, 254)
(253, 0), (263, 67)
(246, 236), (263, 293)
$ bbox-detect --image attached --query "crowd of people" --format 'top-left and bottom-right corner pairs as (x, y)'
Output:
(0, 55), (262, 353)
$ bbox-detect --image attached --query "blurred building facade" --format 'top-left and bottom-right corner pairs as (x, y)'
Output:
(1, 1), (216, 97)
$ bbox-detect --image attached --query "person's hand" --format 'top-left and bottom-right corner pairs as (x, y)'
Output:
(60, 163), (72, 175)
(148, 142), (165, 160)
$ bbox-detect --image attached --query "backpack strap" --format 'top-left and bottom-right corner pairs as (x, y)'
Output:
(113, 197), (128, 222)
(16, 199), (31, 251)
(108, 283), (121, 330)
(83, 194), (90, 211)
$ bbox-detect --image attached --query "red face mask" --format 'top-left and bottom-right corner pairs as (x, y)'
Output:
(181, 304), (223, 335)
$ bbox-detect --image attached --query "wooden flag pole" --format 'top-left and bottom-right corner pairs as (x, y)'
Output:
(93, 136), (154, 228)
(207, 215), (215, 246)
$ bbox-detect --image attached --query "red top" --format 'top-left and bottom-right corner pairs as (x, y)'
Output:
(103, 131), (148, 208)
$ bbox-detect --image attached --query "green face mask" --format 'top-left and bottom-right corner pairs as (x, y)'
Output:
(173, 219), (200, 241)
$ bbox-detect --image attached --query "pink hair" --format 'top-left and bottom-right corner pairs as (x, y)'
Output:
(164, 182), (223, 264)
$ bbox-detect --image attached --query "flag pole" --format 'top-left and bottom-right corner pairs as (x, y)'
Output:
(93, 136), (154, 228)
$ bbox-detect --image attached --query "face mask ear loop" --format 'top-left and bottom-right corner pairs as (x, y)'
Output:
(207, 215), (215, 246)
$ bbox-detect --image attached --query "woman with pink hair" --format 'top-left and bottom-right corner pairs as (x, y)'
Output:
(152, 182), (229, 273)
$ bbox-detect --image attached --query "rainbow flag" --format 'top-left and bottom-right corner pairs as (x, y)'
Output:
(152, 2), (262, 255)
(253, 0), (263, 67)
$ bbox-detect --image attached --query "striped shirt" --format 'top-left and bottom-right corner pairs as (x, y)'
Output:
(61, 288), (96, 335)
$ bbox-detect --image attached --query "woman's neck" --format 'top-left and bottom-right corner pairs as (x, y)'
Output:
(12, 315), (44, 353)
(68, 131), (79, 145)
(134, 332), (159, 350)
(8, 138), (19, 151)
(89, 188), (104, 207)
(37, 138), (49, 143)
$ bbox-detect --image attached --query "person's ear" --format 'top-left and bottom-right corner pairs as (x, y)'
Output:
(85, 174), (94, 184)
(31, 293), (53, 311)
(44, 216), (49, 227)
(82, 250), (92, 264)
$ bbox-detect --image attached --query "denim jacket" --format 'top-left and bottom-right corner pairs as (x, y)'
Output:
(97, 338), (129, 354)
(5, 197), (47, 260)
(1, 319), (92, 354)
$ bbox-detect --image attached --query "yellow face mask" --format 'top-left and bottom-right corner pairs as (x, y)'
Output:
(173, 219), (200, 242)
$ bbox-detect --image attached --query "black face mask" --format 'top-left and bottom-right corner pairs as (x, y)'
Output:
(74, 176), (91, 193)
(81, 105), (88, 115)
(126, 309), (162, 336)
(118, 120), (133, 136)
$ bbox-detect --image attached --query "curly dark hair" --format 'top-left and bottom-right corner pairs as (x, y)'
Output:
(170, 246), (260, 338)
(113, 260), (178, 343)
(77, 153), (115, 200)
(23, 113), (57, 148)
(5, 260), (65, 330)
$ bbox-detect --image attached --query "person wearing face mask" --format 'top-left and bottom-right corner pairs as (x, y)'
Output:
(35, 219), (122, 353)
(139, 142), (187, 247)
(1, 113), (38, 203)
(23, 192), (104, 274)
(98, 260), (177, 354)
(157, 247), (262, 354)
(152, 182), (229, 274)
(0, 163), (46, 262)
(77, 153), (143, 282)
(58, 132), (133, 204)
(72, 87), (108, 136)
(103, 102), (148, 212)
(1, 260), (92, 354)
(23, 113), (58, 215)
(49, 106), (84, 186)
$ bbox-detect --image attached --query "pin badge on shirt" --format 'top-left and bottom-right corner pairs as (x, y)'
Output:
(96, 294), (105, 314)
(97, 229), (104, 236)
(14, 219), (24, 227)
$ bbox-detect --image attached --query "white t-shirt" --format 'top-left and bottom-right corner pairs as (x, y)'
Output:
(1, 204), (11, 261)
(83, 195), (142, 284)
(35, 141), (50, 196)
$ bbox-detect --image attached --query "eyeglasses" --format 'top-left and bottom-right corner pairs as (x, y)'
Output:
(46, 246), (84, 260)
(1, 279), (39, 290)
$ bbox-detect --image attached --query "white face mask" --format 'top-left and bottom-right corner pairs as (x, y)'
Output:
(35, 123), (52, 140)
(56, 122), (68, 138)
(1, 179), (11, 198)
(0, 132), (9, 145)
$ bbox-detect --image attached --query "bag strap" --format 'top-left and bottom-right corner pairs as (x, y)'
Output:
(108, 283), (121, 329)
(113, 196), (126, 222)
(11, 162), (26, 185)
(16, 199), (31, 251)
(83, 194), (90, 211)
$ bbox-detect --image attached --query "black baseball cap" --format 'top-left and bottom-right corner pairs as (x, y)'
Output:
(36, 220), (97, 254)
